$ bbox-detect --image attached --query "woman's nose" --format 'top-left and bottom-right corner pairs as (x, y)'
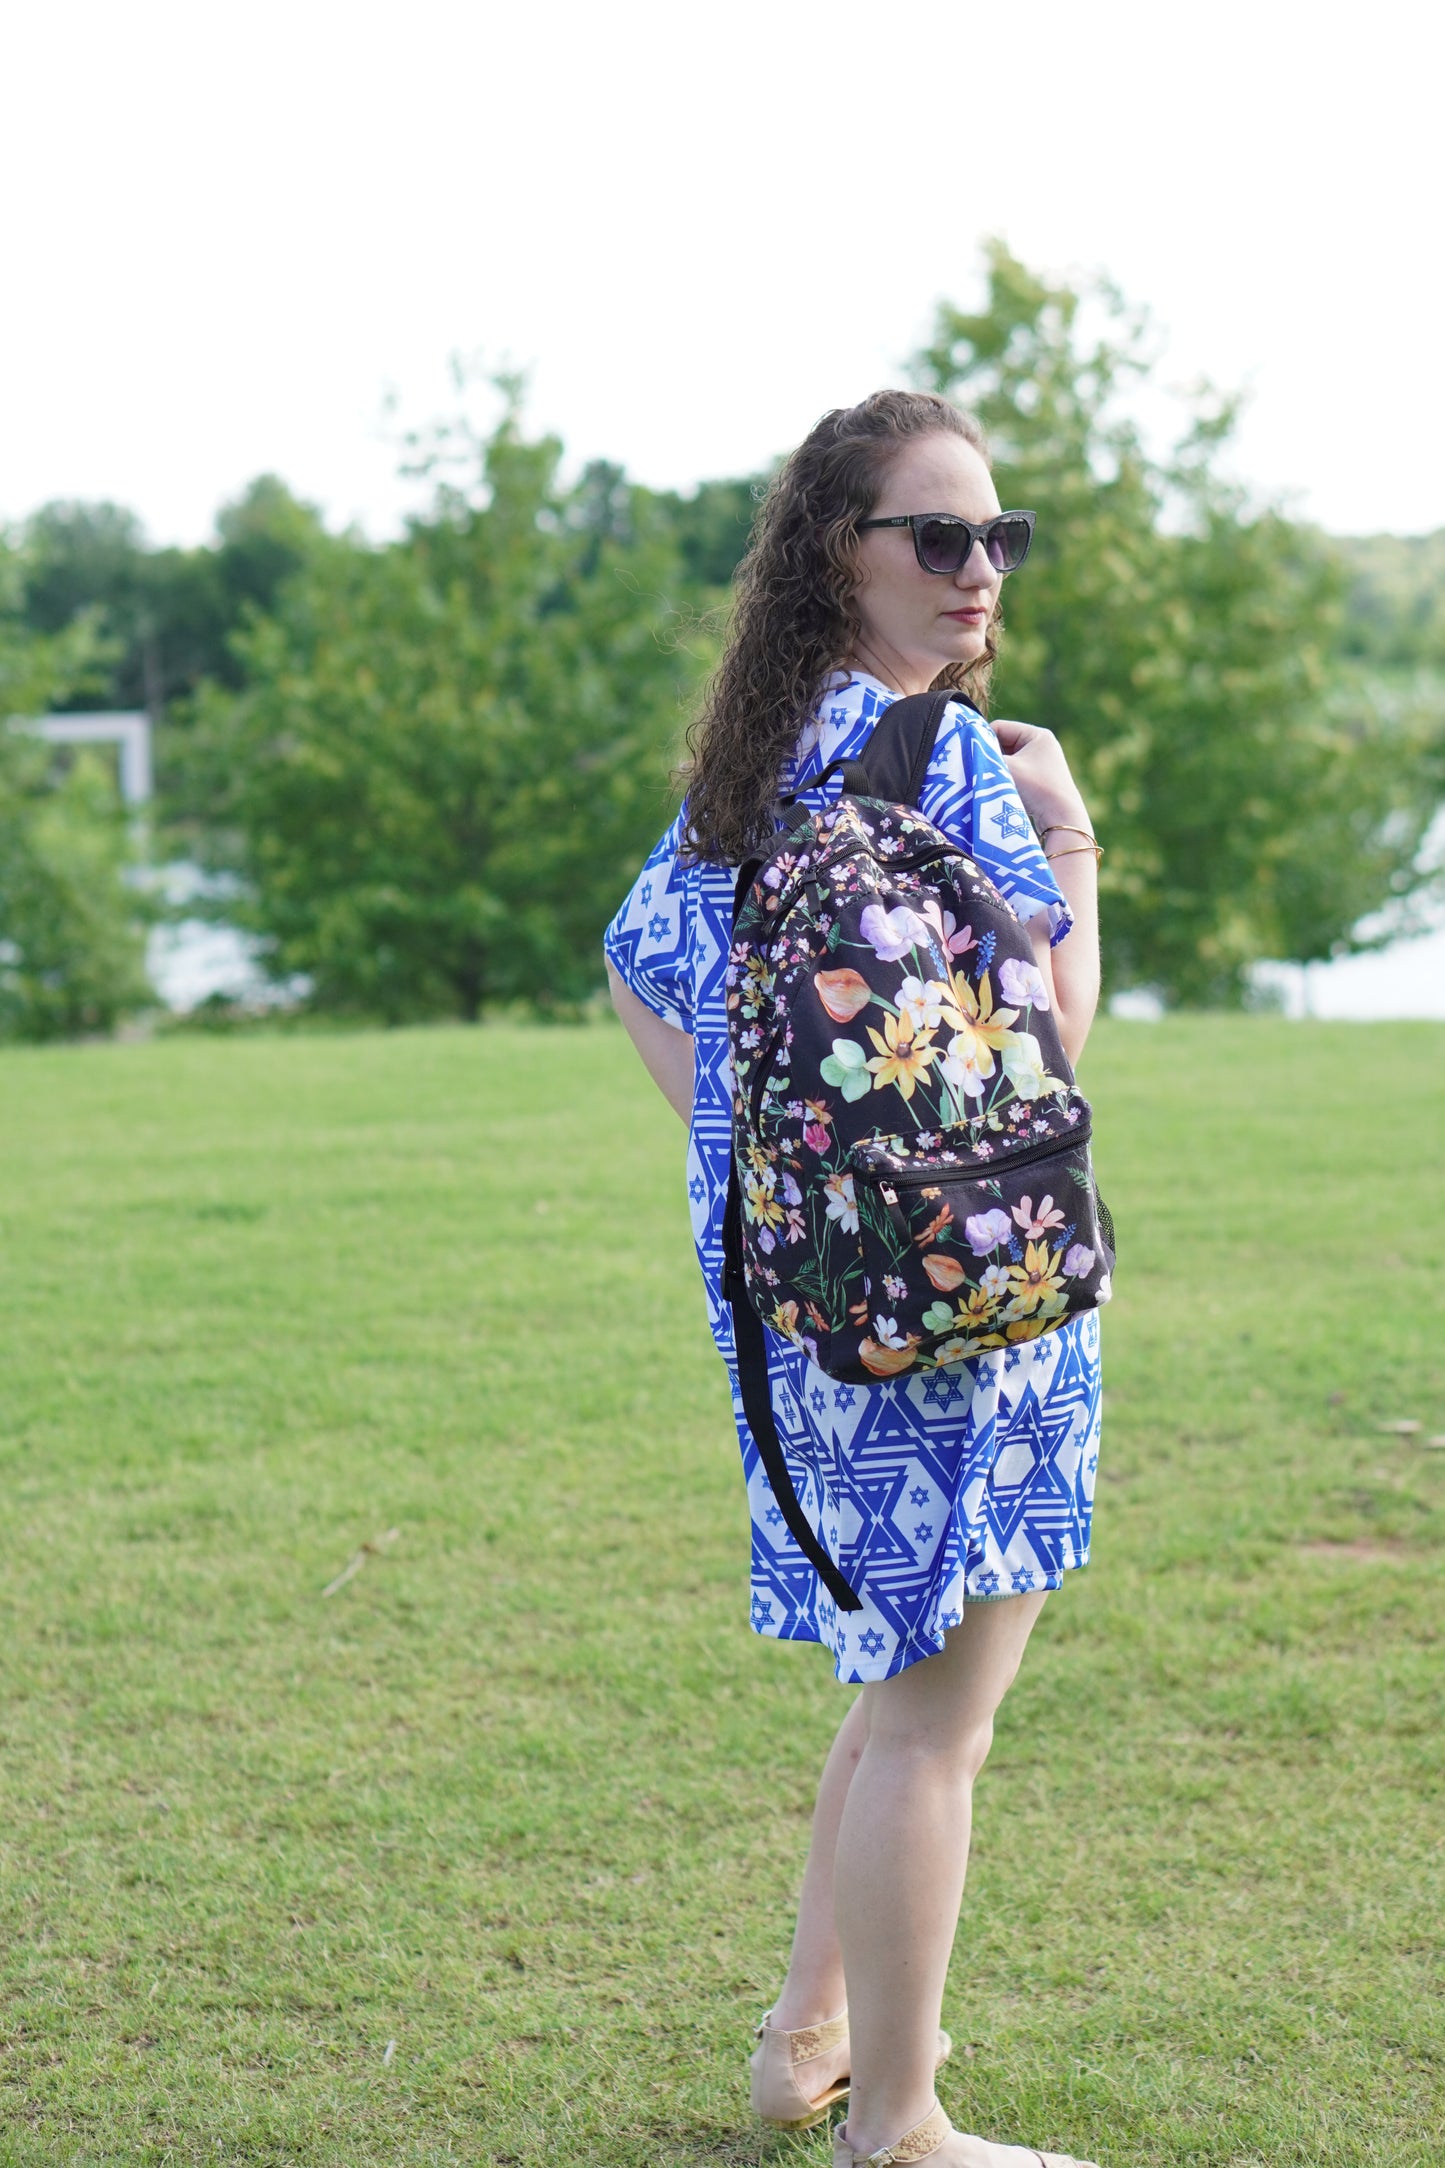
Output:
(953, 540), (999, 589)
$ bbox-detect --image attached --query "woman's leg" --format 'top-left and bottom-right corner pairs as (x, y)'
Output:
(770, 1693), (868, 2031)
(835, 1594), (1048, 2155)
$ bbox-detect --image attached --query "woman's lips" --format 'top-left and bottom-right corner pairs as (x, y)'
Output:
(943, 608), (986, 622)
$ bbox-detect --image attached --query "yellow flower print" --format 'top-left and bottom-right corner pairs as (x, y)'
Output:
(1005, 1314), (1054, 1343)
(865, 1011), (940, 1099)
(956, 1285), (1001, 1328)
(1004, 1239), (1066, 1316)
(943, 967), (1019, 1073)
(743, 1164), (785, 1232)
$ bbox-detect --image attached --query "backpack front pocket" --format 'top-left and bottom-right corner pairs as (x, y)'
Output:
(848, 1109), (1114, 1376)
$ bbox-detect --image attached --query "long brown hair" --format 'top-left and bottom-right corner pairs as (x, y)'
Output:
(682, 389), (999, 864)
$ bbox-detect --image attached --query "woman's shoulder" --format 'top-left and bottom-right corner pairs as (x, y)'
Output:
(920, 692), (1000, 779)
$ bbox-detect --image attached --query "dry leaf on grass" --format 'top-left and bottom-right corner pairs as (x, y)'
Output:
(321, 1528), (400, 1597)
(1376, 1419), (1422, 1436)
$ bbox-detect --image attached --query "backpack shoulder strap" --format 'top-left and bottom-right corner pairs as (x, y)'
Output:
(856, 687), (954, 808)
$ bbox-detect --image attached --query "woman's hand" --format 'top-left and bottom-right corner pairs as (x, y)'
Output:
(990, 718), (1092, 838)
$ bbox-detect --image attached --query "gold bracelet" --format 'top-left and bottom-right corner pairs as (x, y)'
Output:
(1045, 842), (1104, 862)
(1041, 823), (1098, 846)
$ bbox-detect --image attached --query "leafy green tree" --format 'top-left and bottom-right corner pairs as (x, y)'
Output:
(916, 244), (1443, 1001)
(177, 395), (706, 1020)
(1333, 530), (1445, 673)
(651, 474), (766, 592)
(22, 480), (326, 716)
(0, 541), (152, 1041)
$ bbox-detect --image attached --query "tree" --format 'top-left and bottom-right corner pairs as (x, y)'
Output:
(176, 392), (707, 1020)
(0, 540), (152, 1042)
(1333, 530), (1445, 673)
(916, 244), (1443, 1002)
(651, 474), (766, 591)
(22, 480), (326, 716)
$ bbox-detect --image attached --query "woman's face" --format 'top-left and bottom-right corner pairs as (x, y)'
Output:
(850, 431), (1002, 692)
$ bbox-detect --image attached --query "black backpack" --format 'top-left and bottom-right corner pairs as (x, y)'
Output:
(721, 692), (1115, 1610)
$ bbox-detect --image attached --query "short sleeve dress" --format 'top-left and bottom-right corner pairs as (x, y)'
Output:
(604, 671), (1102, 1684)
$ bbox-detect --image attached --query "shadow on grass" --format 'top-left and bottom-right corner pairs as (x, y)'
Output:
(630, 2118), (833, 2166)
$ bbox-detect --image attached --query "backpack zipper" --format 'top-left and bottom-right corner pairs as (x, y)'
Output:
(857, 1118), (1093, 1238)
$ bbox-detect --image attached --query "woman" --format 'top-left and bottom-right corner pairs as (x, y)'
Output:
(604, 390), (1103, 2168)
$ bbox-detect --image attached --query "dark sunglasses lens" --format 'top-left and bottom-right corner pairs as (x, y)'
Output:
(915, 517), (968, 574)
(986, 517), (1032, 572)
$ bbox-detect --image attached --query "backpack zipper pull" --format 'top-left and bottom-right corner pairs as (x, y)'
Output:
(878, 1181), (912, 1244)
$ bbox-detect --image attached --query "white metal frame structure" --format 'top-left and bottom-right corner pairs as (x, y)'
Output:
(16, 711), (153, 805)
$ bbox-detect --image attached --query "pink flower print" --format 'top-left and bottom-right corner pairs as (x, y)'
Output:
(921, 899), (977, 956)
(884, 1273), (908, 1302)
(964, 1207), (1013, 1256)
(804, 1120), (831, 1154)
(1064, 1243), (1095, 1277)
(859, 902), (931, 963)
(1012, 1193), (1066, 1239)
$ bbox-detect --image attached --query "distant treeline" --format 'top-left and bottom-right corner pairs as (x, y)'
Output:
(2, 244), (1442, 1039)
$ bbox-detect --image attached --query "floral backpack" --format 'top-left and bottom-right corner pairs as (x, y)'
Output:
(720, 691), (1115, 1609)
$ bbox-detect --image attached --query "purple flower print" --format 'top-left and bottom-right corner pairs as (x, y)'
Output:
(1064, 1243), (1095, 1277)
(859, 902), (931, 962)
(964, 1207), (1013, 1256)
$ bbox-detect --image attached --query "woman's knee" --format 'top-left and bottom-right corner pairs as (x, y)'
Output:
(868, 1708), (996, 1788)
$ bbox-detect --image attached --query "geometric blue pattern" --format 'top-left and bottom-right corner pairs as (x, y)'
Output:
(604, 671), (1102, 1683)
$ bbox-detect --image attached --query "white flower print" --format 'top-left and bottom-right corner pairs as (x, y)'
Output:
(998, 955), (1050, 1010)
(896, 975), (948, 1036)
(939, 1034), (994, 1101)
(823, 1170), (859, 1233)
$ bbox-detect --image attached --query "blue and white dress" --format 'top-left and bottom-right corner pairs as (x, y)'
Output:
(604, 671), (1102, 1684)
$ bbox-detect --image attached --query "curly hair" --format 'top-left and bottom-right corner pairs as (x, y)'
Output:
(681, 389), (999, 864)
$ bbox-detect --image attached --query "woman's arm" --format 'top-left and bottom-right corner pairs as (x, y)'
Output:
(992, 719), (1101, 1069)
(607, 962), (695, 1123)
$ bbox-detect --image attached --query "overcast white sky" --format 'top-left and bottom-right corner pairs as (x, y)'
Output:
(5, 0), (1442, 547)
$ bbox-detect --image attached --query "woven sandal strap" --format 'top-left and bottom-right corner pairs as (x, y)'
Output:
(786, 2009), (849, 2064)
(866, 2102), (952, 2163)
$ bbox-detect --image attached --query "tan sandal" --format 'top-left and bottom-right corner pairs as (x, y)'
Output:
(832, 2096), (1099, 2168)
(751, 2011), (953, 2131)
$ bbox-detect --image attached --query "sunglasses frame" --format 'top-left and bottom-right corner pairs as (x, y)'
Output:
(857, 509), (1037, 577)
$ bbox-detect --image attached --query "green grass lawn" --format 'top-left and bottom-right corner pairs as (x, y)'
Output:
(0, 1017), (1441, 2167)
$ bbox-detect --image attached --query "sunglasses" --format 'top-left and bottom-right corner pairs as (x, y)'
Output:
(857, 509), (1036, 577)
